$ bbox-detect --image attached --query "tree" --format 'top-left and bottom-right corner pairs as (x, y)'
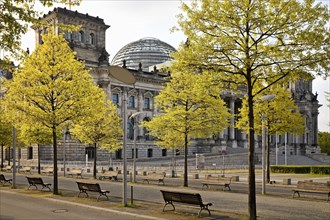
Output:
(318, 132), (330, 155)
(2, 32), (105, 195)
(172, 0), (329, 219)
(18, 121), (53, 174)
(142, 71), (230, 187)
(0, 0), (80, 66)
(236, 86), (305, 182)
(0, 98), (12, 169)
(71, 101), (122, 179)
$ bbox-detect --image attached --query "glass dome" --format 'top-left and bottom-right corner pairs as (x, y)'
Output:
(111, 37), (176, 71)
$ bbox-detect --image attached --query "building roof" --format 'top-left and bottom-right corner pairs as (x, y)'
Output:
(111, 37), (176, 71)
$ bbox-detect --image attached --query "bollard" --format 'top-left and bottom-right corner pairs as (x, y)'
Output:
(283, 178), (291, 185)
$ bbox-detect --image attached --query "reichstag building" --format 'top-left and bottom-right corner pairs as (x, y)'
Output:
(3, 8), (320, 166)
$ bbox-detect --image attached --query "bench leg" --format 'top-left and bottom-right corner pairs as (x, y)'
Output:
(42, 185), (51, 191)
(198, 206), (211, 217)
(159, 179), (165, 185)
(97, 193), (109, 202)
(163, 201), (175, 212)
(225, 184), (231, 191)
(77, 191), (88, 198)
(202, 184), (208, 190)
(28, 184), (38, 190)
(292, 191), (300, 198)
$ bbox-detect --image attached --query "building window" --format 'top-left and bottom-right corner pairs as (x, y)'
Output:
(85, 146), (94, 161)
(128, 96), (135, 108)
(143, 117), (151, 140)
(144, 97), (150, 109)
(28, 147), (33, 160)
(147, 148), (153, 158)
(162, 149), (167, 157)
(88, 33), (95, 44)
(112, 93), (119, 105)
(78, 31), (84, 42)
(132, 149), (138, 159)
(128, 117), (134, 140)
(115, 149), (122, 159)
(38, 30), (43, 44)
(67, 32), (73, 42)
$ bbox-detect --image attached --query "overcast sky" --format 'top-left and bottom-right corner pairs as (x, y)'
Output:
(20, 0), (329, 132)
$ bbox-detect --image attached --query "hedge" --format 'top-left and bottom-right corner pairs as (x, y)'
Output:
(270, 165), (330, 175)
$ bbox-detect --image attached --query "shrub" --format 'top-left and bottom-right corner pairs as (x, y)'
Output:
(270, 165), (330, 175)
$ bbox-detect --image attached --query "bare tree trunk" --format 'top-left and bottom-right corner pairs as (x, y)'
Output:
(183, 134), (188, 187)
(53, 127), (58, 195)
(8, 146), (11, 166)
(93, 143), (97, 179)
(247, 79), (257, 220)
(38, 144), (41, 174)
(1, 144), (4, 169)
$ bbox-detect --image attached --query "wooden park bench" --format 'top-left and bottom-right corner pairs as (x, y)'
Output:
(20, 166), (32, 174)
(76, 182), (110, 201)
(292, 181), (330, 201)
(67, 168), (84, 178)
(143, 172), (166, 185)
(160, 190), (212, 217)
(0, 174), (12, 186)
(41, 167), (53, 175)
(201, 175), (232, 191)
(2, 165), (12, 172)
(26, 176), (52, 191)
(98, 170), (119, 181)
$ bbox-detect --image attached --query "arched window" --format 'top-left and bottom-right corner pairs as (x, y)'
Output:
(85, 146), (94, 160)
(88, 33), (95, 44)
(78, 31), (84, 42)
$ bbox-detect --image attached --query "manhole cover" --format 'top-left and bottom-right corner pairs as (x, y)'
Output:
(52, 209), (68, 213)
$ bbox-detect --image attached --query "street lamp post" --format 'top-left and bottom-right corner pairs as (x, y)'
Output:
(260, 94), (276, 195)
(63, 128), (68, 176)
(261, 113), (266, 195)
(108, 66), (136, 207)
(129, 112), (144, 183)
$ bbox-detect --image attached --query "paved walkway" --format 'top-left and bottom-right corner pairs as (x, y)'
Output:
(1, 172), (329, 220)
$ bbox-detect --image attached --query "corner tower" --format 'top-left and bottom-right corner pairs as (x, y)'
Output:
(34, 7), (110, 67)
